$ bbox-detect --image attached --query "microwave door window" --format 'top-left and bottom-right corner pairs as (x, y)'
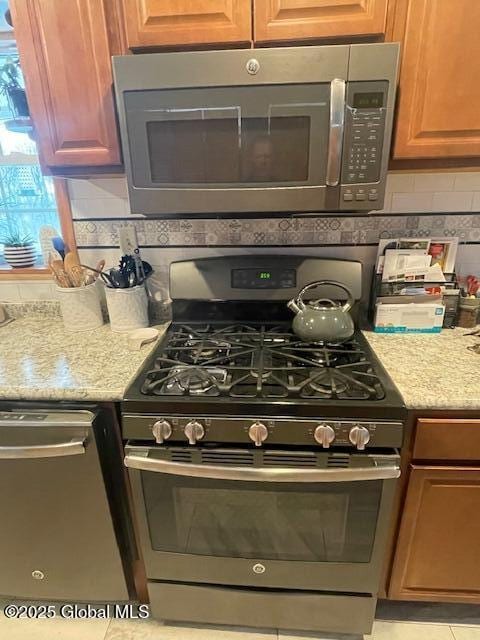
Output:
(125, 85), (330, 189)
(146, 113), (321, 186)
(146, 112), (311, 186)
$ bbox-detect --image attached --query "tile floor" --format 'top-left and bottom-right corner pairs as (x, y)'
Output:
(1, 601), (480, 640)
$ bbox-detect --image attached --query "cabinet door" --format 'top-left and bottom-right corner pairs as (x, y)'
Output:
(389, 466), (480, 602)
(392, 0), (480, 159)
(10, 0), (122, 168)
(122, 0), (252, 48)
(254, 0), (388, 43)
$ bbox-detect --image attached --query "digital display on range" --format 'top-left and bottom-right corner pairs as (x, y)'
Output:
(353, 92), (384, 109)
(232, 268), (296, 289)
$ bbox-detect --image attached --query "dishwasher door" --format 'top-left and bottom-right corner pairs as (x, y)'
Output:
(0, 410), (129, 601)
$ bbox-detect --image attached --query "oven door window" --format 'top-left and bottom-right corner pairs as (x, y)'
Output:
(124, 85), (330, 189)
(141, 474), (382, 563)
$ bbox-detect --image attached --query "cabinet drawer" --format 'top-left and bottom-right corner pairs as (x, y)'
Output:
(414, 419), (480, 462)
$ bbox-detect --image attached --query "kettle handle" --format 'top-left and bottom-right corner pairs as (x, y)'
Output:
(296, 280), (354, 313)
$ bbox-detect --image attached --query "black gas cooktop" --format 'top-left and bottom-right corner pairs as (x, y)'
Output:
(141, 323), (384, 401)
(123, 322), (405, 419)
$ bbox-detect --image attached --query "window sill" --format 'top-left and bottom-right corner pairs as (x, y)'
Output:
(0, 266), (50, 280)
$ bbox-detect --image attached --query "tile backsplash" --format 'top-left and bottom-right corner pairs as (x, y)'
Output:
(1, 170), (479, 303)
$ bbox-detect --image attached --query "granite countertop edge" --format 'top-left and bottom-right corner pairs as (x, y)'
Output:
(363, 327), (480, 411)
(0, 317), (170, 404)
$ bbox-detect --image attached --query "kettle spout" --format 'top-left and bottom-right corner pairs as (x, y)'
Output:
(287, 298), (301, 314)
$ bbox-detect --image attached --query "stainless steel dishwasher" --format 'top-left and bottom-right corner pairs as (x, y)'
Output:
(0, 405), (135, 602)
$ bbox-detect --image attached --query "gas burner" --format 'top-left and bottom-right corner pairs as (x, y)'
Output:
(310, 350), (339, 366)
(164, 366), (227, 396)
(309, 372), (348, 395)
(183, 338), (231, 363)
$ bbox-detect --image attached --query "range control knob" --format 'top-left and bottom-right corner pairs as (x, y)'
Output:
(248, 421), (268, 447)
(314, 424), (336, 448)
(152, 419), (172, 444)
(184, 420), (205, 445)
(349, 425), (371, 450)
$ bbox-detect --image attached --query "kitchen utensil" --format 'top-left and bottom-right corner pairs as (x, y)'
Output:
(64, 252), (84, 287)
(39, 225), (62, 263)
(288, 280), (355, 343)
(81, 264), (117, 288)
(128, 327), (159, 351)
(95, 259), (106, 277)
(51, 236), (67, 260)
(48, 254), (71, 288)
(119, 226), (147, 286)
(116, 255), (152, 288)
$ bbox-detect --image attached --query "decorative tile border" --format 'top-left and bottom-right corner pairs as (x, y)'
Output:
(74, 214), (480, 248)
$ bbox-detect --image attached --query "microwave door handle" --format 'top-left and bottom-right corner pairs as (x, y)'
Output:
(326, 78), (346, 187)
(124, 453), (400, 483)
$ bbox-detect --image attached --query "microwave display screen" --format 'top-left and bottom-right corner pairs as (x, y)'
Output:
(353, 92), (384, 109)
(147, 116), (310, 184)
(232, 268), (296, 289)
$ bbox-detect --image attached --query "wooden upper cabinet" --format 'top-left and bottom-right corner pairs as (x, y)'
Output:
(254, 0), (389, 43)
(10, 0), (122, 168)
(389, 466), (480, 603)
(122, 0), (252, 49)
(392, 0), (480, 159)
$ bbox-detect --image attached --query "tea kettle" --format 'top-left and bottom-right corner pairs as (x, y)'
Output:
(287, 280), (355, 343)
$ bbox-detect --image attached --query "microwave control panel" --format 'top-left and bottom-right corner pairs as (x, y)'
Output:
(341, 81), (389, 202)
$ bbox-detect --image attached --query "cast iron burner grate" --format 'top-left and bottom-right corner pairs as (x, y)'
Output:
(140, 324), (385, 401)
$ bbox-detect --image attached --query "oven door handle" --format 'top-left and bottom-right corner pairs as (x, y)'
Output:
(326, 78), (346, 187)
(124, 452), (400, 483)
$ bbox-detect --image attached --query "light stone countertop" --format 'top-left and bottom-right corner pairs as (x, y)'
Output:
(363, 327), (480, 410)
(0, 317), (169, 402)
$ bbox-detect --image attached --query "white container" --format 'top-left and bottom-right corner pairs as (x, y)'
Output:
(4, 244), (37, 268)
(105, 285), (149, 333)
(56, 281), (104, 332)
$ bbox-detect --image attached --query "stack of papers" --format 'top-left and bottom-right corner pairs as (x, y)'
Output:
(373, 237), (459, 334)
(376, 237), (458, 282)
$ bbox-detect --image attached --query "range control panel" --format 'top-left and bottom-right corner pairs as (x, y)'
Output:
(231, 267), (296, 289)
(341, 80), (388, 205)
(124, 415), (404, 450)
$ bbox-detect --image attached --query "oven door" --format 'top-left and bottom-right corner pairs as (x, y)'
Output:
(125, 446), (399, 593)
(122, 82), (343, 215)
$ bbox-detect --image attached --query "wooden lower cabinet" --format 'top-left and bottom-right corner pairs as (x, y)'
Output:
(389, 465), (480, 603)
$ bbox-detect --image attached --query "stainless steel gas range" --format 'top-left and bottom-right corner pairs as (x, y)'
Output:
(122, 256), (405, 636)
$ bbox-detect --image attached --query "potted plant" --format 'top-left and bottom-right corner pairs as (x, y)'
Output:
(0, 221), (36, 268)
(0, 56), (29, 118)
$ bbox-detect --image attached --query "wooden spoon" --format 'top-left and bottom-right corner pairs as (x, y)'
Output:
(64, 252), (84, 287)
(49, 254), (71, 288)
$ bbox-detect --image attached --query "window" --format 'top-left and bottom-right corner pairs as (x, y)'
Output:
(0, 10), (62, 270)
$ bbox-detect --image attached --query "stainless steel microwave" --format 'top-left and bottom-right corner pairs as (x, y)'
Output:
(113, 44), (399, 216)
